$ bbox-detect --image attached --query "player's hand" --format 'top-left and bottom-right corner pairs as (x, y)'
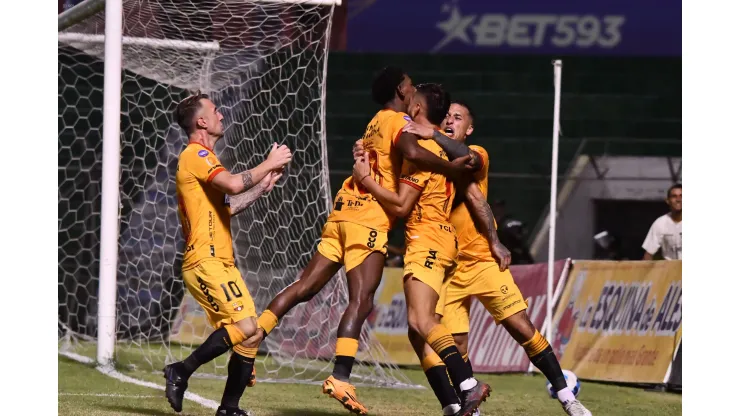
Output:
(490, 241), (512, 271)
(402, 121), (435, 139)
(449, 154), (476, 178)
(353, 152), (372, 184)
(266, 143), (292, 170)
(352, 138), (365, 160)
(262, 171), (283, 193)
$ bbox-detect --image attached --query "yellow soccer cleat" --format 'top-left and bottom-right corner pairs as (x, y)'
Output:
(322, 375), (368, 415)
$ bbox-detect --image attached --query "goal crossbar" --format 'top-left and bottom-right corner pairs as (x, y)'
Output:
(58, 32), (221, 52)
(58, 0), (343, 31)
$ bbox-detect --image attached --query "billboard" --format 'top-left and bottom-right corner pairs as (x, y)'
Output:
(348, 0), (680, 56)
(552, 261), (682, 384)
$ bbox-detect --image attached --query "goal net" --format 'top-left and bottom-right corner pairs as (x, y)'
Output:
(58, 0), (415, 388)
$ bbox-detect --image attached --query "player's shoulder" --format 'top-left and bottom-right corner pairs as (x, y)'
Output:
(469, 144), (488, 159)
(385, 110), (412, 126)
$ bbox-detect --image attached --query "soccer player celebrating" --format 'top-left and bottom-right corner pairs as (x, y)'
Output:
(249, 67), (473, 415)
(404, 101), (592, 416)
(163, 92), (292, 416)
(353, 84), (491, 416)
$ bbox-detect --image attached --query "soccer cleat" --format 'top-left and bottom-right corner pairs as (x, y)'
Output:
(247, 366), (256, 387)
(562, 399), (592, 416)
(215, 405), (252, 416)
(457, 380), (491, 416)
(163, 363), (189, 412)
(322, 375), (369, 415)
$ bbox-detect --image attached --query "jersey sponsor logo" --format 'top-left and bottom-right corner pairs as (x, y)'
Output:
(334, 196), (344, 211)
(400, 175), (419, 184)
(367, 229), (378, 248)
(424, 249), (438, 269)
(198, 149), (209, 157)
(197, 276), (220, 312)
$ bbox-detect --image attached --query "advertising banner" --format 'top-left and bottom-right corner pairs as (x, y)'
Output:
(366, 261), (569, 367)
(348, 0), (680, 56)
(551, 261), (682, 384)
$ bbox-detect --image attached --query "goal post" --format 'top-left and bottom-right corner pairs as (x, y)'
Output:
(58, 0), (416, 388)
(96, 0), (123, 369)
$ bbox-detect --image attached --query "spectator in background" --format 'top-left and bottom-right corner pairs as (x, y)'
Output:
(491, 199), (534, 265)
(642, 184), (682, 260)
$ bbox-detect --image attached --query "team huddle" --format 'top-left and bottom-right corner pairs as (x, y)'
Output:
(165, 67), (592, 416)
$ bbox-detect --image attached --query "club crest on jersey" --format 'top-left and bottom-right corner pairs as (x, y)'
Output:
(198, 149), (209, 157)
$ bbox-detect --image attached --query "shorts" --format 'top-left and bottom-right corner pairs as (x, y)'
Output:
(182, 260), (256, 329)
(439, 259), (528, 334)
(316, 221), (388, 272)
(403, 242), (457, 296)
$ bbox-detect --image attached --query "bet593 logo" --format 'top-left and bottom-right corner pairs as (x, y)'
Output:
(433, 5), (625, 52)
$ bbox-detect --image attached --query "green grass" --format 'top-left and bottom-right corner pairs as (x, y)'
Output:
(59, 351), (681, 416)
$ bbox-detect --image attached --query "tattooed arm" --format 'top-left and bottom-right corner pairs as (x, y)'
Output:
(402, 121), (482, 171)
(464, 181), (512, 271)
(211, 143), (292, 195)
(230, 171), (282, 216)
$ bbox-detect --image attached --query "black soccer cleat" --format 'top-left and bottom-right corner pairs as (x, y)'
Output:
(163, 363), (189, 413)
(457, 380), (491, 416)
(215, 406), (252, 416)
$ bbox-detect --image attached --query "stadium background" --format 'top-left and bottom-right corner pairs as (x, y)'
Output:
(58, 0), (681, 413)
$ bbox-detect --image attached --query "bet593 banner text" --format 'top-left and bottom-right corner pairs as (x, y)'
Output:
(552, 261), (682, 384)
(347, 0), (680, 56)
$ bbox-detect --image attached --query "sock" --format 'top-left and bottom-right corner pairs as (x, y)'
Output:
(522, 330), (569, 400)
(257, 310), (279, 336)
(462, 353), (473, 377)
(220, 344), (258, 409)
(421, 353), (459, 411)
(331, 337), (359, 381)
(182, 326), (238, 377)
(556, 387), (576, 404)
(426, 324), (475, 391)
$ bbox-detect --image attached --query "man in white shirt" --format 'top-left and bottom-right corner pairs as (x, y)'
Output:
(642, 184), (682, 260)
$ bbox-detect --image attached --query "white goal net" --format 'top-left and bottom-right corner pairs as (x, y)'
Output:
(58, 0), (415, 388)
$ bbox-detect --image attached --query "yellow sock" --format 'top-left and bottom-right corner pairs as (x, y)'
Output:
(426, 324), (456, 355)
(335, 337), (359, 358)
(257, 310), (279, 336)
(421, 353), (444, 372)
(224, 324), (246, 345)
(233, 344), (258, 358)
(521, 330), (549, 357)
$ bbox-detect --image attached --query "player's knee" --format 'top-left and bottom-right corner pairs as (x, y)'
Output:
(348, 292), (375, 318)
(234, 317), (258, 339)
(502, 310), (536, 343)
(407, 312), (434, 338)
(453, 333), (469, 356)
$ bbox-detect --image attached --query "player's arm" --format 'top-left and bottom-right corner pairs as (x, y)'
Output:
(464, 182), (511, 271)
(229, 171), (283, 216)
(402, 121), (482, 171)
(353, 153), (420, 218)
(211, 143), (292, 195)
(396, 132), (474, 179)
(641, 219), (661, 260)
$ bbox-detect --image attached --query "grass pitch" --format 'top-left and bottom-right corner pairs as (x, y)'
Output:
(59, 353), (680, 416)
